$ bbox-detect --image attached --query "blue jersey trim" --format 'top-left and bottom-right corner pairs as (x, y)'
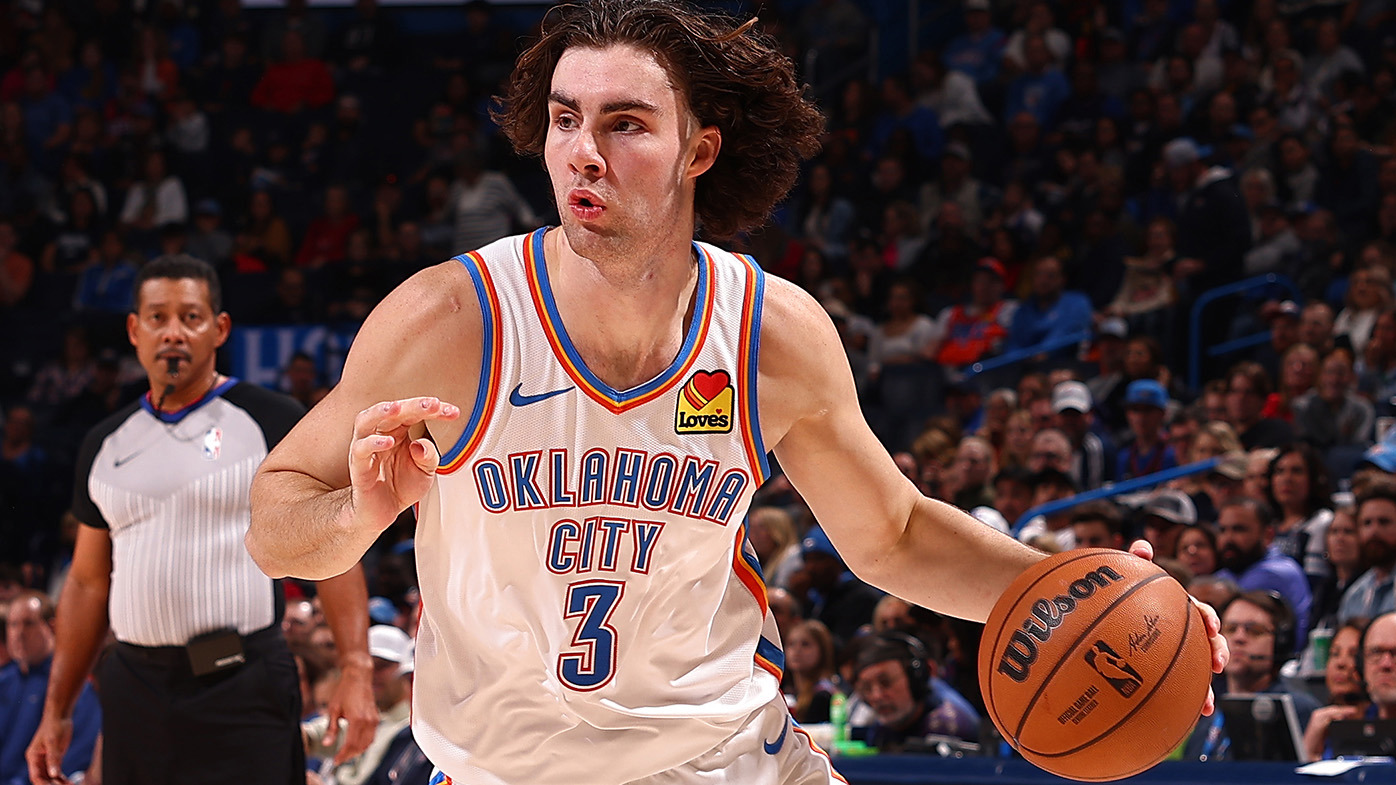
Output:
(439, 253), (498, 467)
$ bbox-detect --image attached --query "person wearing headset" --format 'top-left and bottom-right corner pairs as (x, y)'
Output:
(1183, 590), (1321, 760)
(849, 633), (980, 752)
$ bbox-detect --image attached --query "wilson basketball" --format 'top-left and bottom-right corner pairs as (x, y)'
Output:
(978, 549), (1210, 782)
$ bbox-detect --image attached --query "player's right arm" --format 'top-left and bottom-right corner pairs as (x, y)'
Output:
(28, 524), (112, 785)
(247, 262), (479, 580)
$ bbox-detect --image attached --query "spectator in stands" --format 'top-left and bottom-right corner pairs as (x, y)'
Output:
(186, 199), (233, 269)
(1051, 380), (1111, 491)
(332, 0), (402, 75)
(71, 231), (137, 316)
(118, 149), (188, 249)
(1357, 612), (1396, 720)
(850, 633), (978, 751)
(799, 526), (883, 646)
(782, 619), (841, 724)
(869, 74), (943, 167)
(252, 28), (335, 117)
(1140, 488), (1198, 559)
(796, 162), (856, 266)
(1299, 301), (1336, 354)
(1264, 342), (1319, 423)
(1226, 361), (1297, 449)
(1176, 422), (1242, 509)
(1358, 308), (1396, 406)
(1295, 347), (1374, 454)
(1301, 620), (1370, 762)
(1166, 137), (1249, 298)
(1003, 34), (1070, 130)
(934, 258), (1015, 368)
(1017, 466), (1078, 551)
(1311, 507), (1365, 632)
(920, 142), (991, 236)
(1176, 523), (1219, 579)
(1007, 256), (1093, 358)
(1108, 217), (1176, 336)
(1184, 590), (1320, 759)
(26, 326), (95, 415)
(305, 625), (411, 785)
(1267, 443), (1335, 591)
(911, 52), (992, 131)
(1316, 124), (1380, 245)
(0, 591), (100, 784)
(1265, 51), (1318, 135)
(1070, 501), (1126, 550)
(747, 505), (802, 592)
(1339, 479), (1396, 623)
(297, 184), (360, 269)
(949, 436), (997, 510)
(1214, 497), (1313, 649)
(868, 280), (939, 450)
(1244, 199), (1301, 277)
(942, 0), (1003, 88)
(1117, 379), (1177, 481)
(449, 147), (539, 256)
(1336, 263), (1392, 358)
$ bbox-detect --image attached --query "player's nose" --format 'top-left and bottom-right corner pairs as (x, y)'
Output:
(568, 129), (605, 176)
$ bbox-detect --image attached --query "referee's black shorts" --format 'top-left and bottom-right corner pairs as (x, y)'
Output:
(97, 627), (305, 785)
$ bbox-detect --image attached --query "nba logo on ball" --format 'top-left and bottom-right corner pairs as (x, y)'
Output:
(202, 426), (222, 461)
(980, 549), (1210, 781)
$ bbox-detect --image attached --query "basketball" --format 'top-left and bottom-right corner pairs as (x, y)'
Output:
(978, 548), (1211, 782)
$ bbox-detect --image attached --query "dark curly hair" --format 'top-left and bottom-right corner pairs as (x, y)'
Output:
(494, 0), (825, 239)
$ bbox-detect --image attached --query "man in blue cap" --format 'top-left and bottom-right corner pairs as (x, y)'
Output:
(1117, 379), (1178, 481)
(800, 526), (884, 646)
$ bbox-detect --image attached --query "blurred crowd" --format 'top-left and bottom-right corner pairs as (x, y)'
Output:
(3, 0), (1396, 777)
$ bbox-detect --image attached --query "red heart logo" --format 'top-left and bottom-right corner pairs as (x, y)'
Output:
(688, 370), (730, 408)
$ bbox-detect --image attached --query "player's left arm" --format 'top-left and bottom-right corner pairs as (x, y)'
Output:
(761, 279), (1227, 691)
(315, 564), (378, 762)
(760, 278), (1042, 623)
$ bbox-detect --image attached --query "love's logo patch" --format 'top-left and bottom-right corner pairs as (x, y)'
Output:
(676, 370), (734, 434)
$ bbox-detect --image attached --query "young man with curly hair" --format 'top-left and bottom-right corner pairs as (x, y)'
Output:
(246, 1), (1227, 782)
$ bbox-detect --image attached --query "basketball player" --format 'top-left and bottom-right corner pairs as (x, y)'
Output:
(246, 2), (1228, 782)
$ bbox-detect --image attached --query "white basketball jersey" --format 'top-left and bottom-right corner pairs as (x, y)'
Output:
(413, 229), (783, 784)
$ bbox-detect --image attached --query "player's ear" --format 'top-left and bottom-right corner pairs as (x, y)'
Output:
(687, 124), (721, 179)
(126, 311), (139, 348)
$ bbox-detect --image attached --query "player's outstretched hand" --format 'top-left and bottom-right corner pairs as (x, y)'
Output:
(349, 398), (459, 531)
(1127, 539), (1229, 717)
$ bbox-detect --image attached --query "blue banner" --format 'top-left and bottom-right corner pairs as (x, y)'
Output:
(228, 325), (358, 391)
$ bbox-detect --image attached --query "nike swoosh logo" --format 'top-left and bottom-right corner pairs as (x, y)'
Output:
(113, 452), (142, 467)
(508, 383), (574, 407)
(763, 715), (790, 755)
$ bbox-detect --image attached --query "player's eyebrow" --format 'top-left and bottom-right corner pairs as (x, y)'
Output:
(548, 91), (660, 116)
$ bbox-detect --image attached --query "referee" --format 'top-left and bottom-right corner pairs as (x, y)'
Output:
(27, 255), (378, 785)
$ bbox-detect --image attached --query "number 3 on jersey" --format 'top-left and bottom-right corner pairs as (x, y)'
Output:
(559, 580), (625, 691)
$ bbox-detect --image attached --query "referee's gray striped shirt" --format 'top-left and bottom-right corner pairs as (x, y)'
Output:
(73, 380), (303, 647)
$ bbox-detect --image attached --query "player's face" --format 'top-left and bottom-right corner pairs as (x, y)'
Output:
(544, 44), (719, 264)
(127, 277), (231, 394)
(856, 659), (917, 728)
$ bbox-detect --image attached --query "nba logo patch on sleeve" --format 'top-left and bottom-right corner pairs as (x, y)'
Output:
(676, 370), (734, 434)
(202, 426), (223, 460)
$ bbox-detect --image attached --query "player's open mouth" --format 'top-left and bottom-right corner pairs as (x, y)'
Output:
(568, 190), (605, 221)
